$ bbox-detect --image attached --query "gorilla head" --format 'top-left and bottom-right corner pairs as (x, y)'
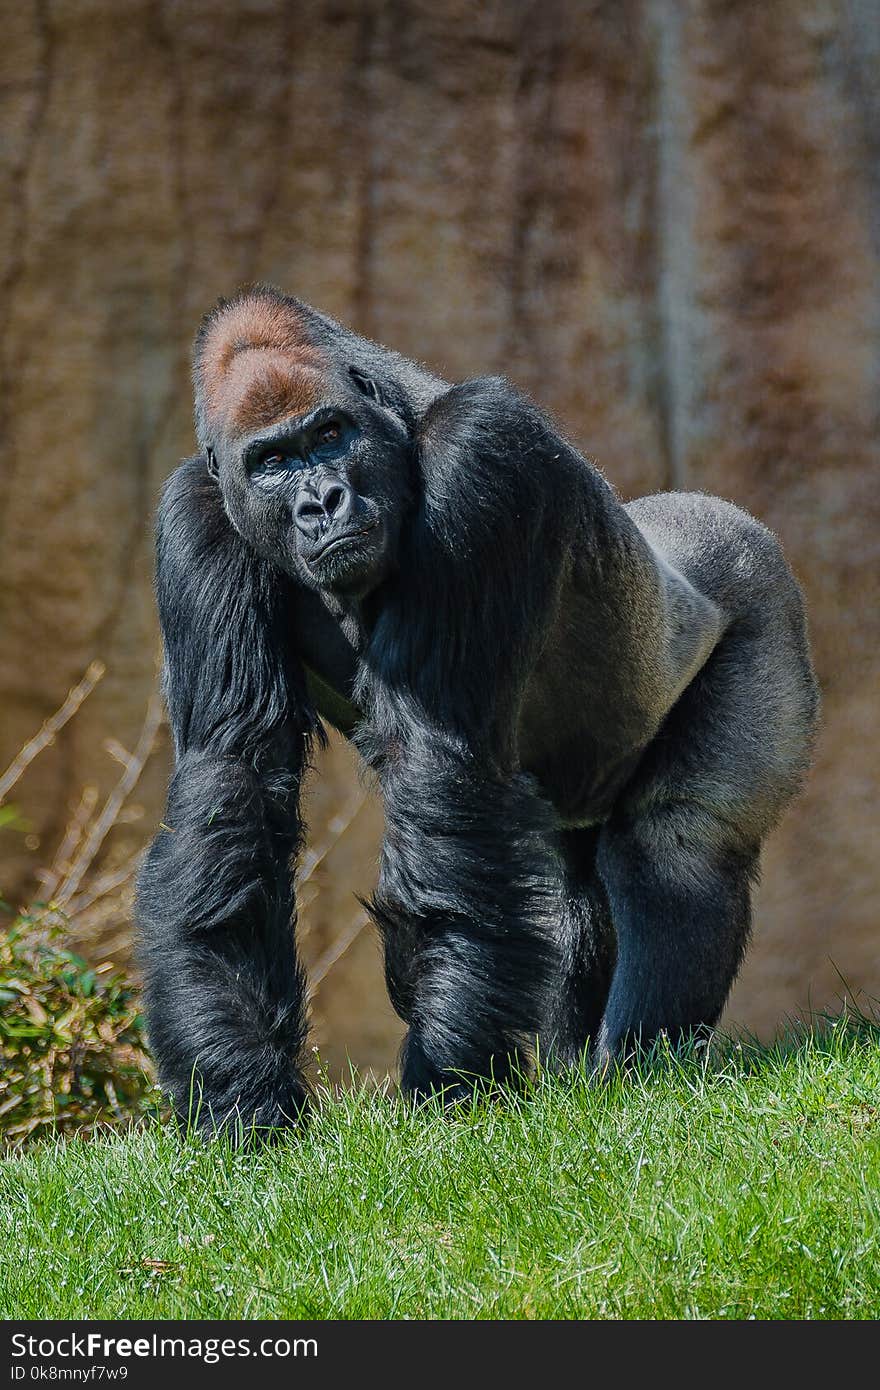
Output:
(193, 290), (414, 598)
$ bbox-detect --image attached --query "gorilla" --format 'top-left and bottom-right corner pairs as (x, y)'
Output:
(136, 284), (819, 1137)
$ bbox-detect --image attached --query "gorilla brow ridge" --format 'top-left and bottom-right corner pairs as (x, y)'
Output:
(193, 286), (327, 444)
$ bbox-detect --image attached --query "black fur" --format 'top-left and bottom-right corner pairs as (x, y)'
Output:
(136, 459), (319, 1137)
(137, 286), (819, 1138)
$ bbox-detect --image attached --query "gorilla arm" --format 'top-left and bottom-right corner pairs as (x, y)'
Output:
(136, 457), (319, 1137)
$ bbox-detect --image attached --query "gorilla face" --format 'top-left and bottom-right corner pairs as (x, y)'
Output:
(193, 289), (418, 599)
(215, 373), (414, 599)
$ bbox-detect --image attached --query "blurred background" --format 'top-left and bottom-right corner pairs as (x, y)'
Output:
(1, 0), (877, 1085)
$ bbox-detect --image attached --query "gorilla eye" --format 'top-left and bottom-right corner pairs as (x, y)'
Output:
(316, 422), (342, 446)
(261, 453), (287, 469)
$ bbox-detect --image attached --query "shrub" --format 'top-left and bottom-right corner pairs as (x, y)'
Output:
(0, 907), (161, 1147)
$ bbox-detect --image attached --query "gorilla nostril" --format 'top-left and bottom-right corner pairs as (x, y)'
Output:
(322, 484), (346, 517)
(294, 478), (355, 537)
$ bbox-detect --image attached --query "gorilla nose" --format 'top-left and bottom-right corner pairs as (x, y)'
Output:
(293, 478), (355, 538)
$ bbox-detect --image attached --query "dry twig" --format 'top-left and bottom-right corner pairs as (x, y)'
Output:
(307, 908), (371, 995)
(0, 661), (105, 804)
(298, 787), (369, 889)
(35, 784), (100, 903)
(50, 692), (164, 908)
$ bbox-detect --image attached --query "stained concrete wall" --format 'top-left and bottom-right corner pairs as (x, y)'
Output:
(1, 1), (878, 1075)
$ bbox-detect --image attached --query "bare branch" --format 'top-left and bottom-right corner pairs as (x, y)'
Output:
(0, 661), (105, 804)
(51, 692), (164, 908)
(64, 849), (146, 919)
(35, 784), (100, 903)
(307, 908), (371, 996)
(298, 787), (369, 888)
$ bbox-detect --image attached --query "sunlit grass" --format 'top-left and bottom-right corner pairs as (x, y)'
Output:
(2, 1016), (878, 1320)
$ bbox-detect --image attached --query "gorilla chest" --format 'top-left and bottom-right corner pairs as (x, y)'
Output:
(294, 590), (363, 736)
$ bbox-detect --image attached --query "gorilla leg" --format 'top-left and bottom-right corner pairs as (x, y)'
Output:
(371, 752), (563, 1099)
(542, 828), (616, 1069)
(593, 606), (813, 1064)
(595, 808), (756, 1062)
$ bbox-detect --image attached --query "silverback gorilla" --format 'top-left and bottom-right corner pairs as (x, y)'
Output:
(136, 285), (819, 1138)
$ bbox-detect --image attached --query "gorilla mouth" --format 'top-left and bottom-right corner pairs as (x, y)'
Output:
(307, 522), (380, 566)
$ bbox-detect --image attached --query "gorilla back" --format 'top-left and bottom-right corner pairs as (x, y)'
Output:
(136, 285), (819, 1137)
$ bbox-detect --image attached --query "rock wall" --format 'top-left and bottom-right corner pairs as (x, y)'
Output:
(1, 0), (877, 1076)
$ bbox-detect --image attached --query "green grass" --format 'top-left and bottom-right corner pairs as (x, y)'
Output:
(1, 1020), (878, 1320)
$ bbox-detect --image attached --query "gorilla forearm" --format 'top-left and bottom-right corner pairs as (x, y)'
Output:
(372, 749), (563, 1095)
(138, 752), (310, 1133)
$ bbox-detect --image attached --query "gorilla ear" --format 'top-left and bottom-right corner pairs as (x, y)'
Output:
(205, 447), (219, 481)
(349, 367), (385, 405)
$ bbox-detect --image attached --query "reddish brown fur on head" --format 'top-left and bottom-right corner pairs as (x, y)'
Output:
(194, 289), (328, 445)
